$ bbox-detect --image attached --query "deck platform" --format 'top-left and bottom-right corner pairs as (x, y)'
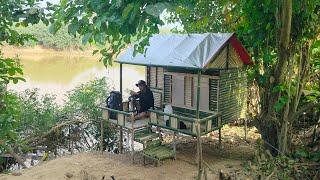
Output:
(107, 118), (150, 130)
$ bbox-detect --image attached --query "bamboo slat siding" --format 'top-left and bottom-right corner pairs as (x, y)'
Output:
(150, 67), (157, 88)
(207, 48), (227, 69)
(229, 46), (244, 68)
(164, 74), (172, 103)
(184, 76), (193, 107)
(172, 75), (185, 107)
(218, 69), (247, 124)
(146, 66), (150, 86)
(157, 67), (164, 89)
(209, 79), (219, 111)
(153, 92), (162, 108)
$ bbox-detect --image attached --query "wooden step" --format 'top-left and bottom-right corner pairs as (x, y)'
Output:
(134, 128), (158, 143)
(142, 145), (175, 160)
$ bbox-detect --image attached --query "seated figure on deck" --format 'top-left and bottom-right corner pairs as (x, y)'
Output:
(130, 80), (154, 120)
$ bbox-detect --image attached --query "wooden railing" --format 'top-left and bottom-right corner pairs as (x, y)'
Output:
(148, 109), (221, 136)
(99, 104), (222, 136)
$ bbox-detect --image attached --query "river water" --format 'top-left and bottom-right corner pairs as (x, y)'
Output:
(7, 53), (145, 104)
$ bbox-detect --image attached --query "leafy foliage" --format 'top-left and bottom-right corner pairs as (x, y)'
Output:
(1, 78), (116, 154)
(0, 53), (25, 84)
(48, 0), (173, 66)
(13, 23), (84, 50)
(0, 0), (47, 46)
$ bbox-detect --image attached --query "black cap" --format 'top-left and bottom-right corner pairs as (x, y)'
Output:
(136, 80), (146, 87)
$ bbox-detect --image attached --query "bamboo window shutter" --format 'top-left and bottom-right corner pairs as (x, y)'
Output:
(157, 67), (164, 89)
(209, 79), (219, 111)
(163, 74), (172, 103)
(184, 76), (193, 107)
(150, 67), (157, 88)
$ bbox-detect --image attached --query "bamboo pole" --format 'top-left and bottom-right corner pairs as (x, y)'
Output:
(131, 113), (135, 163)
(173, 131), (177, 160)
(196, 70), (203, 180)
(196, 121), (203, 180)
(196, 71), (201, 119)
(244, 118), (247, 141)
(100, 118), (104, 153)
(119, 63), (123, 153)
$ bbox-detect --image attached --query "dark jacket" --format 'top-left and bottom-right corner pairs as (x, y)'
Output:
(135, 87), (154, 113)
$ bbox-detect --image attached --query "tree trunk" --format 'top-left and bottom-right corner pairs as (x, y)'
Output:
(256, 0), (293, 155)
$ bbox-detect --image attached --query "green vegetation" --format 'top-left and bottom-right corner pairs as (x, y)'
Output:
(0, 0), (319, 179)
(1, 78), (115, 161)
(14, 23), (84, 50)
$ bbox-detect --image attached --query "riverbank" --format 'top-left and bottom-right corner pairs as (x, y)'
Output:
(1, 46), (99, 60)
(0, 125), (259, 180)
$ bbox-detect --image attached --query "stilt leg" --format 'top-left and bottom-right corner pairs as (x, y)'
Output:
(100, 119), (104, 153)
(131, 114), (135, 163)
(173, 132), (177, 160)
(218, 127), (222, 147)
(196, 122), (203, 180)
(244, 118), (247, 141)
(119, 127), (123, 153)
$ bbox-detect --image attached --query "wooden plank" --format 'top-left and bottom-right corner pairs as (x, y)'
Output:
(118, 114), (125, 126)
(164, 72), (219, 80)
(170, 117), (178, 129)
(102, 110), (109, 120)
(207, 120), (212, 131)
(150, 112), (158, 124)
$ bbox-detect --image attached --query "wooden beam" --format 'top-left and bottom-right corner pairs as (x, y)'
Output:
(196, 71), (201, 119)
(100, 118), (104, 153)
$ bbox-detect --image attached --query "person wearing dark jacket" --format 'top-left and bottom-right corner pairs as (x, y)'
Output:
(130, 80), (154, 120)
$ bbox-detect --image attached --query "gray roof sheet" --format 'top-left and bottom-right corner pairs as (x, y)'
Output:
(116, 33), (234, 69)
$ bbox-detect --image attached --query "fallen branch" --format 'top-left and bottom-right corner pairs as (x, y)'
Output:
(3, 145), (27, 168)
(291, 103), (320, 122)
(24, 119), (88, 146)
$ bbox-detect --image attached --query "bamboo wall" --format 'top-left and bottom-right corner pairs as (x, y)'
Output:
(218, 68), (247, 124)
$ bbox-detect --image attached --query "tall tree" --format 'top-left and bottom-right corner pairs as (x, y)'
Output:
(166, 0), (320, 154)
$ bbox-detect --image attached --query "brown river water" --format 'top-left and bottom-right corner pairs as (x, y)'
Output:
(5, 48), (145, 104)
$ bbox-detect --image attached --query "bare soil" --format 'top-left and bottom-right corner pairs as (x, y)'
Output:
(0, 126), (259, 180)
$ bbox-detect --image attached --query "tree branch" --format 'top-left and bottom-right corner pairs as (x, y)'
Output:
(24, 119), (88, 146)
(291, 102), (320, 121)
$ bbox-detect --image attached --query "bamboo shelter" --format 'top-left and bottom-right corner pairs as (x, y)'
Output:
(99, 33), (251, 169)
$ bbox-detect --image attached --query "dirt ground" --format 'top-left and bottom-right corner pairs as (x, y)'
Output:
(0, 125), (259, 180)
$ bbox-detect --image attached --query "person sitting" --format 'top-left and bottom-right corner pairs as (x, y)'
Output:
(130, 80), (154, 120)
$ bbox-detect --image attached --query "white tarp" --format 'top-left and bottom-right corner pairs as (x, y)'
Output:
(116, 33), (234, 69)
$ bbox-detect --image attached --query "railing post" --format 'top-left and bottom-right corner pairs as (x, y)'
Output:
(100, 118), (104, 153)
(131, 113), (135, 163)
(119, 63), (124, 154)
(173, 131), (177, 160)
(196, 120), (203, 180)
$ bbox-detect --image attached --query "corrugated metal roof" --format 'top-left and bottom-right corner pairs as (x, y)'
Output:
(116, 33), (241, 69)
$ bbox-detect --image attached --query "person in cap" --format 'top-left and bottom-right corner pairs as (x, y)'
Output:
(130, 80), (154, 120)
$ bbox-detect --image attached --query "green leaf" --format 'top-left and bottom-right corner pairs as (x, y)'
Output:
(82, 33), (92, 45)
(92, 49), (99, 55)
(68, 23), (79, 35)
(60, 0), (68, 7)
(94, 33), (105, 44)
(122, 3), (134, 20)
(145, 3), (170, 17)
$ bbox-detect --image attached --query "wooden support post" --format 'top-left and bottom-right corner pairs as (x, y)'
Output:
(218, 115), (222, 147)
(244, 118), (247, 141)
(195, 70), (203, 179)
(100, 118), (104, 153)
(173, 131), (177, 160)
(218, 127), (222, 147)
(196, 121), (203, 180)
(119, 63), (123, 153)
(131, 114), (135, 164)
(196, 71), (201, 119)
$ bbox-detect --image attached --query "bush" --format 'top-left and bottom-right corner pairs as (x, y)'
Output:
(13, 23), (84, 50)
